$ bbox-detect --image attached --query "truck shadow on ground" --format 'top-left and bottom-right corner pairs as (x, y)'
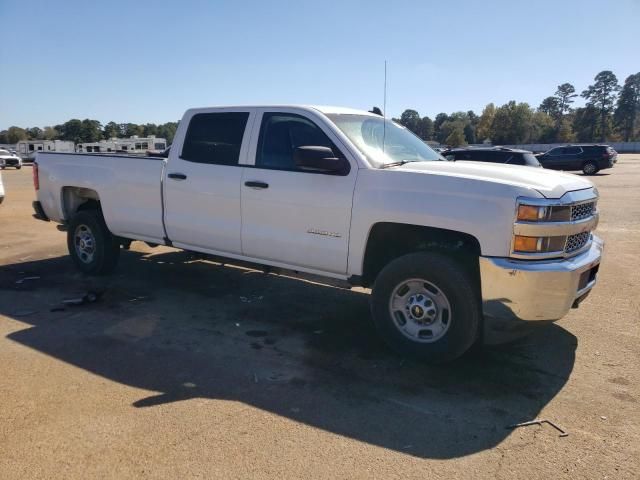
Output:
(0, 249), (576, 459)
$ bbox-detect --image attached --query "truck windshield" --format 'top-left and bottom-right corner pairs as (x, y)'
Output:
(326, 114), (444, 168)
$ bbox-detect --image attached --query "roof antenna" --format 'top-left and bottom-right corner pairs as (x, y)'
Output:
(383, 60), (387, 153)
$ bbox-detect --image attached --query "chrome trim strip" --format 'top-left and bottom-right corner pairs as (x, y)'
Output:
(510, 238), (593, 260)
(518, 188), (598, 206)
(514, 213), (599, 237)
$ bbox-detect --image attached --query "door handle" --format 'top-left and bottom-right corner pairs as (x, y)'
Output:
(168, 173), (187, 180)
(244, 181), (269, 189)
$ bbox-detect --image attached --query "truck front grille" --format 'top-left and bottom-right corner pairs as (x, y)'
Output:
(566, 232), (591, 253)
(571, 202), (595, 221)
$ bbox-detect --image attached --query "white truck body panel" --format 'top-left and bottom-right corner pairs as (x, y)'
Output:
(35, 105), (596, 280)
(37, 154), (165, 243)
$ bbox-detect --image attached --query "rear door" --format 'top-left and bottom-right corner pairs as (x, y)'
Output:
(561, 146), (583, 169)
(163, 108), (256, 254)
(240, 108), (357, 274)
(539, 147), (566, 169)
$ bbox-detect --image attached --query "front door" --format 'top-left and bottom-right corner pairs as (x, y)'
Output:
(163, 109), (255, 254)
(240, 109), (357, 275)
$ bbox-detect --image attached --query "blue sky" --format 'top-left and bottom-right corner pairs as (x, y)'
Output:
(0, 0), (638, 129)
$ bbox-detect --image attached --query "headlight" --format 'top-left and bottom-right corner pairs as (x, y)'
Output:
(513, 235), (567, 253)
(517, 203), (572, 222)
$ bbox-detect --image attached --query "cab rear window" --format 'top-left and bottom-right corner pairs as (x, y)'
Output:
(181, 112), (249, 165)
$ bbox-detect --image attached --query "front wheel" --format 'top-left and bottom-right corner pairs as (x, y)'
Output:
(67, 209), (120, 275)
(371, 252), (481, 363)
(583, 161), (598, 175)
(16, 165), (21, 170)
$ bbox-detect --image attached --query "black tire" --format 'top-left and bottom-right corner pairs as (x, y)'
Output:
(582, 161), (598, 175)
(67, 209), (120, 275)
(16, 165), (21, 170)
(371, 252), (481, 363)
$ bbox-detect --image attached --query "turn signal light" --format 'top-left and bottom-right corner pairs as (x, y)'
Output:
(513, 235), (541, 253)
(517, 205), (546, 222)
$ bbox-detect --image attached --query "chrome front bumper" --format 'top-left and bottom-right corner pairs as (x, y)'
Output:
(479, 235), (603, 334)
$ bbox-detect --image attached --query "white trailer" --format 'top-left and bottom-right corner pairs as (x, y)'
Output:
(77, 136), (167, 154)
(16, 140), (75, 160)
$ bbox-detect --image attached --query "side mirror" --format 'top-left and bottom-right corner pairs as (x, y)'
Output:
(293, 146), (345, 173)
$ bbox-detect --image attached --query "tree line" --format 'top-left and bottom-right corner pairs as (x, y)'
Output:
(1, 70), (638, 148)
(0, 120), (179, 145)
(391, 70), (640, 146)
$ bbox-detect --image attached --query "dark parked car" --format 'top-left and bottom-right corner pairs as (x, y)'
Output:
(536, 144), (617, 175)
(442, 147), (541, 167)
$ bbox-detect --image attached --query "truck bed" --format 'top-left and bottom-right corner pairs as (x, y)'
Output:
(35, 152), (167, 244)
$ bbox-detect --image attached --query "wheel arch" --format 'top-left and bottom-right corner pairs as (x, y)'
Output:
(61, 186), (101, 219)
(358, 222), (482, 287)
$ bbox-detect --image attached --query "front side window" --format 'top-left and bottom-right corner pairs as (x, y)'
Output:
(483, 151), (506, 163)
(546, 147), (561, 156)
(327, 114), (443, 167)
(522, 153), (541, 166)
(255, 113), (342, 170)
(564, 147), (581, 155)
(181, 112), (249, 165)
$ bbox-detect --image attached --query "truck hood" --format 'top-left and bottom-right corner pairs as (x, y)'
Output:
(396, 161), (593, 198)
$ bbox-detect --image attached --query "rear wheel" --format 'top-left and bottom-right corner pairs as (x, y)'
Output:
(67, 209), (120, 275)
(371, 252), (480, 363)
(16, 165), (21, 170)
(583, 161), (598, 175)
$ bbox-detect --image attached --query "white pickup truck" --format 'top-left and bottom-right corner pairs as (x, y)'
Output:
(32, 105), (603, 362)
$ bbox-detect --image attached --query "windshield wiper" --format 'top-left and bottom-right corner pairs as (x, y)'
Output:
(379, 160), (414, 169)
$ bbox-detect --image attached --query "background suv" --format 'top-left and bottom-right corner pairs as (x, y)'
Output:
(536, 144), (617, 175)
(442, 147), (541, 167)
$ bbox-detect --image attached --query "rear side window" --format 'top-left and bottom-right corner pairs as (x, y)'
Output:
(452, 151), (473, 160)
(181, 112), (249, 165)
(564, 146), (582, 154)
(470, 151), (505, 163)
(256, 112), (342, 171)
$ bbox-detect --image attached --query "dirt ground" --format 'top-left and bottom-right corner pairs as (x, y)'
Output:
(0, 157), (638, 479)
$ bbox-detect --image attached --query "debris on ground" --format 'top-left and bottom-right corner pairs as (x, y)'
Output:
(507, 419), (568, 437)
(62, 290), (104, 307)
(239, 295), (264, 303)
(15, 276), (40, 284)
(128, 295), (148, 303)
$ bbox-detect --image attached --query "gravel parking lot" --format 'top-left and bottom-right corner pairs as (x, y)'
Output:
(1, 157), (638, 479)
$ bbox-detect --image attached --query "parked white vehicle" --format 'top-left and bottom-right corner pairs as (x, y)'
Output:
(0, 149), (22, 169)
(32, 105), (603, 362)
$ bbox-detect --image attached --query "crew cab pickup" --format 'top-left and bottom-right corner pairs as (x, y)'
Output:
(32, 105), (603, 362)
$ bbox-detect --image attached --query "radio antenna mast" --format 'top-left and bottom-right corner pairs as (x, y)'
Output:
(383, 60), (387, 153)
